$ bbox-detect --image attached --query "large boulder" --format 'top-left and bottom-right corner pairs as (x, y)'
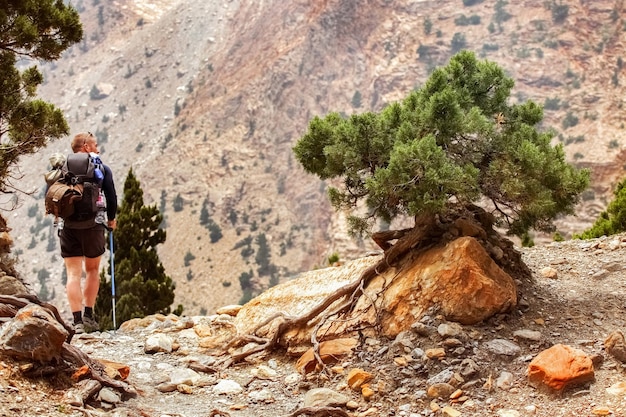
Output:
(234, 237), (517, 350)
(0, 304), (68, 362)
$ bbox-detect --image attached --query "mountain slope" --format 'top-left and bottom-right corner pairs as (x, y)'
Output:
(11, 0), (626, 316)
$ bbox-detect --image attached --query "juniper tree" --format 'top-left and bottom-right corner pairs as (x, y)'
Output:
(0, 0), (82, 195)
(95, 168), (181, 329)
(575, 179), (626, 239)
(294, 51), (589, 258)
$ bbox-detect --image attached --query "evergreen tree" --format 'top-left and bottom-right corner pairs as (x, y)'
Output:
(0, 1), (82, 194)
(294, 51), (589, 243)
(199, 198), (210, 225)
(575, 179), (626, 239)
(95, 168), (181, 329)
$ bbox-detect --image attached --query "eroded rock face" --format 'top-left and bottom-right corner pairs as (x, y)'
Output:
(234, 237), (517, 349)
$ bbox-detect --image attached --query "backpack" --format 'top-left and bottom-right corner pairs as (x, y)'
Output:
(45, 153), (104, 222)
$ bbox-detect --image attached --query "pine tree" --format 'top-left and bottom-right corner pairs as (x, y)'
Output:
(95, 168), (182, 329)
(0, 1), (82, 193)
(294, 51), (589, 249)
(575, 178), (626, 239)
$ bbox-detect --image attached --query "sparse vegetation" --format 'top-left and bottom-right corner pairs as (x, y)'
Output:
(562, 111), (579, 129)
(352, 91), (362, 108)
(451, 33), (467, 53)
(550, 1), (569, 24)
(454, 15), (481, 26)
(423, 17), (432, 35)
(184, 250), (196, 266)
(543, 97), (561, 111)
(576, 178), (626, 239)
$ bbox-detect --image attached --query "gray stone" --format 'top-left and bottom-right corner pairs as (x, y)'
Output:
(97, 387), (122, 404)
(427, 368), (454, 385)
(485, 339), (521, 356)
(513, 329), (542, 341)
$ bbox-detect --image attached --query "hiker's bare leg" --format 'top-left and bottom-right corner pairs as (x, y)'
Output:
(65, 256), (84, 312)
(83, 256), (101, 308)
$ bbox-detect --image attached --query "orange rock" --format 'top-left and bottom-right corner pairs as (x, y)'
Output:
(71, 365), (90, 381)
(527, 344), (595, 391)
(96, 358), (130, 380)
(347, 368), (373, 390)
(295, 338), (358, 374)
(361, 384), (375, 400)
(425, 348), (446, 359)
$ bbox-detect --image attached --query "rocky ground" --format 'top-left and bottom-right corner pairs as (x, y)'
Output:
(3, 234), (626, 417)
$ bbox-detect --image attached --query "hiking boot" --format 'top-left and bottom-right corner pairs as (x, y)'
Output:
(83, 316), (99, 333)
(74, 323), (85, 334)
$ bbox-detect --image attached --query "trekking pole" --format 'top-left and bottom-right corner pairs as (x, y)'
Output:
(109, 229), (117, 331)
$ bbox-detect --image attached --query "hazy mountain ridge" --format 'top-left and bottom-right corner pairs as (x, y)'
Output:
(10, 0), (626, 316)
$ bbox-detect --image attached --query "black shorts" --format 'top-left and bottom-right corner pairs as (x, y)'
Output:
(59, 226), (106, 258)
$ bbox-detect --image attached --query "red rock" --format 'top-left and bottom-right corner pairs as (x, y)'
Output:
(527, 344), (595, 391)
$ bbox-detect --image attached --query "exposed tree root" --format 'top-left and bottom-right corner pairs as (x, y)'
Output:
(221, 205), (528, 369)
(221, 214), (440, 367)
(0, 293), (136, 399)
(61, 343), (137, 398)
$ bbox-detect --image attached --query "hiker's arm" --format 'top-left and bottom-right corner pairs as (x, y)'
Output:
(102, 164), (118, 221)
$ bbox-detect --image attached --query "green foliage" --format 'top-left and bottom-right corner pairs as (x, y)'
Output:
(184, 250), (195, 266)
(562, 111), (579, 129)
(543, 97), (561, 111)
(423, 17), (432, 35)
(255, 233), (272, 276)
(463, 0), (483, 5)
(27, 204), (38, 217)
(576, 179), (626, 239)
(208, 221), (223, 243)
(173, 193), (184, 212)
(95, 168), (179, 330)
(494, 0), (512, 25)
(482, 43), (499, 52)
(327, 252), (340, 265)
(239, 270), (253, 290)
(199, 198), (222, 242)
(46, 230), (56, 252)
(521, 232), (535, 247)
(454, 15), (481, 26)
(90, 84), (102, 100)
(550, 1), (569, 24)
(294, 51), (590, 239)
(0, 0), (82, 195)
(352, 91), (362, 108)
(450, 33), (467, 53)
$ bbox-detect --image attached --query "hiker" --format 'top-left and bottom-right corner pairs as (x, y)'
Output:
(60, 132), (117, 334)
